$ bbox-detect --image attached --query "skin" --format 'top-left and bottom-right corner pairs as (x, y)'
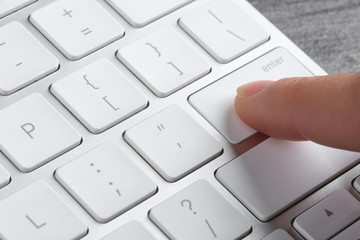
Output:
(234, 73), (360, 152)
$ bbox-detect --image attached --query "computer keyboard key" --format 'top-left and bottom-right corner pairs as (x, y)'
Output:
(149, 180), (251, 240)
(30, 0), (124, 60)
(0, 164), (10, 189)
(179, 0), (269, 63)
(293, 189), (360, 240)
(0, 22), (59, 95)
(331, 220), (360, 240)
(51, 59), (148, 134)
(216, 138), (360, 221)
(0, 0), (36, 18)
(124, 105), (222, 182)
(262, 229), (294, 240)
(117, 27), (210, 97)
(353, 176), (360, 193)
(0, 181), (87, 240)
(189, 47), (313, 144)
(0, 93), (81, 172)
(101, 221), (157, 240)
(55, 142), (157, 223)
(106, 0), (193, 27)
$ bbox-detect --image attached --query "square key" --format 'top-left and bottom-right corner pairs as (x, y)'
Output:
(51, 58), (148, 134)
(0, 93), (81, 172)
(149, 180), (252, 240)
(179, 0), (269, 63)
(56, 142), (157, 223)
(0, 22), (58, 95)
(0, 181), (87, 240)
(117, 27), (210, 97)
(30, 0), (124, 60)
(124, 105), (222, 182)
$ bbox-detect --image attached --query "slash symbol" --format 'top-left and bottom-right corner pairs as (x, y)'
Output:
(25, 215), (46, 229)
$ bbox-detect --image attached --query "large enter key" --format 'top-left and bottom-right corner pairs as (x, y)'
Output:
(189, 47), (313, 144)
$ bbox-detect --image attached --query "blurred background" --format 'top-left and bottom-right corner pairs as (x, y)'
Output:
(249, 0), (360, 74)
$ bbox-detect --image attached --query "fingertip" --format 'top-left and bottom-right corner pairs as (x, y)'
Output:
(236, 80), (274, 98)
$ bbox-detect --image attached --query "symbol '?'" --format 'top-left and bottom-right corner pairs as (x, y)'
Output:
(181, 199), (196, 215)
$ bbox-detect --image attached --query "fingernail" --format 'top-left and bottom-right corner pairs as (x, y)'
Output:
(237, 80), (274, 98)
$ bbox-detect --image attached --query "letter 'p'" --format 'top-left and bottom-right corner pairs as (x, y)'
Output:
(21, 123), (35, 139)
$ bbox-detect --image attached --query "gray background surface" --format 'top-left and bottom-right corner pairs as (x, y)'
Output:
(248, 0), (360, 74)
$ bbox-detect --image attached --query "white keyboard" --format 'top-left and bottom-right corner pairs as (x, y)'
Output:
(0, 0), (359, 239)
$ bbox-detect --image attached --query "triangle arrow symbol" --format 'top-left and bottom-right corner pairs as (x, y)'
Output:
(325, 209), (334, 217)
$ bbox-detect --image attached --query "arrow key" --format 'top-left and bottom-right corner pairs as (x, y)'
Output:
(293, 189), (360, 240)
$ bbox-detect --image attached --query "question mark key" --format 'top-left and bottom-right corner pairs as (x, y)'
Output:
(149, 180), (251, 239)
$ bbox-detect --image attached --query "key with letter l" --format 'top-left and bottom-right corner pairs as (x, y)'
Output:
(0, 181), (87, 240)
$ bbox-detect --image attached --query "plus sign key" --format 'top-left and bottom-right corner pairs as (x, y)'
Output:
(30, 0), (125, 60)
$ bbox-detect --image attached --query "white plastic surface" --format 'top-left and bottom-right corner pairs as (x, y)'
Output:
(0, 93), (81, 172)
(0, 22), (58, 95)
(51, 59), (148, 133)
(150, 180), (252, 240)
(189, 47), (313, 144)
(101, 221), (157, 240)
(179, 0), (269, 63)
(0, 0), (36, 18)
(293, 189), (360, 240)
(216, 138), (360, 221)
(56, 142), (157, 223)
(0, 181), (87, 240)
(0, 164), (10, 189)
(124, 105), (222, 182)
(30, 0), (124, 60)
(117, 27), (210, 97)
(106, 0), (193, 27)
